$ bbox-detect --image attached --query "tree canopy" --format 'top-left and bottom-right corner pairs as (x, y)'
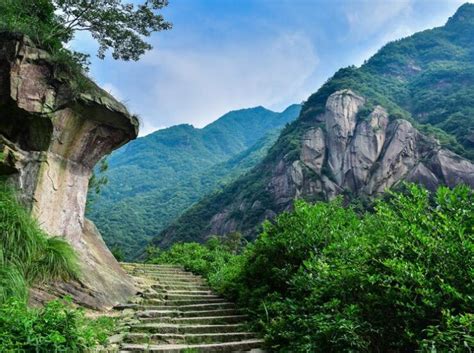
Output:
(0, 0), (172, 61)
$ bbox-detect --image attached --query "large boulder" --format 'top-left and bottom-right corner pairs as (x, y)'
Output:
(0, 32), (138, 309)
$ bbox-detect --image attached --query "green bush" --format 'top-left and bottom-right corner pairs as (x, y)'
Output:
(148, 235), (239, 277)
(0, 297), (115, 352)
(150, 185), (473, 352)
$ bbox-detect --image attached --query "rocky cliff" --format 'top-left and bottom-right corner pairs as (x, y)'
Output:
(266, 90), (474, 205)
(0, 32), (138, 308)
(157, 89), (474, 247)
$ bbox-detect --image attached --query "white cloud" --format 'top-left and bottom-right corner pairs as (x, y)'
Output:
(343, 0), (414, 39)
(345, 0), (470, 66)
(140, 32), (318, 128)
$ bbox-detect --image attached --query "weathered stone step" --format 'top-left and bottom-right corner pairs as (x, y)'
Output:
(143, 298), (229, 306)
(135, 271), (201, 277)
(121, 263), (183, 269)
(164, 293), (221, 300)
(145, 293), (220, 300)
(153, 284), (211, 291)
(153, 279), (205, 285)
(130, 323), (247, 334)
(120, 339), (264, 352)
(136, 308), (242, 318)
(165, 290), (213, 295)
(124, 332), (257, 345)
(139, 315), (249, 325)
(116, 302), (237, 312)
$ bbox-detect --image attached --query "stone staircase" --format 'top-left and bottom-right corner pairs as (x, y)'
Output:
(110, 263), (265, 352)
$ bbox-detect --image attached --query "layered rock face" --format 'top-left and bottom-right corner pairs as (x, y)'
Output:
(0, 33), (138, 308)
(269, 90), (474, 205)
(208, 89), (474, 235)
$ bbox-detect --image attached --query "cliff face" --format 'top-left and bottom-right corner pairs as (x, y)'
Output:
(263, 90), (474, 210)
(0, 33), (138, 309)
(158, 89), (474, 247)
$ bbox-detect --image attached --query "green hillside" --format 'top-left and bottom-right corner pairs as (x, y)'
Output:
(156, 3), (474, 247)
(87, 105), (300, 259)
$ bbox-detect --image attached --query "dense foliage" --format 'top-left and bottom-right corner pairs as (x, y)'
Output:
(150, 185), (474, 352)
(88, 105), (300, 259)
(0, 297), (115, 352)
(159, 4), (474, 244)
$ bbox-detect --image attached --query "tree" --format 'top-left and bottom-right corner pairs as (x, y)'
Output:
(0, 0), (172, 61)
(52, 0), (172, 61)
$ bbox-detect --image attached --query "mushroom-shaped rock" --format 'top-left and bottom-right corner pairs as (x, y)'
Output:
(0, 32), (138, 309)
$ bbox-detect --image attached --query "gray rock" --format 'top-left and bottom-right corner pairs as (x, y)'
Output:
(324, 89), (365, 184)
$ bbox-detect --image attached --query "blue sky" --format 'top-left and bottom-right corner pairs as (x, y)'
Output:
(71, 0), (470, 136)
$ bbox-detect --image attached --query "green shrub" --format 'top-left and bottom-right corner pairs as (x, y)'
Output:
(148, 236), (237, 277)
(150, 185), (474, 352)
(0, 297), (116, 352)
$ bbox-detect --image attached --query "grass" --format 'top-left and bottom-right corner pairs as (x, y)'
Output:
(0, 182), (78, 303)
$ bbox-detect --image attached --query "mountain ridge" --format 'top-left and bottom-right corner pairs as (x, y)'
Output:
(154, 3), (474, 247)
(88, 104), (301, 259)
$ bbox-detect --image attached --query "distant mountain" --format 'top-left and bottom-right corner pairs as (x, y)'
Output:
(87, 104), (301, 259)
(155, 3), (474, 248)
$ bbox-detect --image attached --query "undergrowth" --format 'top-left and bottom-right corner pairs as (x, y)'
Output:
(0, 183), (116, 352)
(148, 184), (474, 352)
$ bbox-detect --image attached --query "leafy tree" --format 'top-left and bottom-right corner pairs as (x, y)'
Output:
(0, 0), (171, 61)
(51, 0), (172, 60)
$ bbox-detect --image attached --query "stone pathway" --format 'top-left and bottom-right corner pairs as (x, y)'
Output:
(108, 263), (265, 352)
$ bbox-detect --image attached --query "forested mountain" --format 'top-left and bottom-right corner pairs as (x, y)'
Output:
(88, 105), (301, 259)
(155, 3), (474, 247)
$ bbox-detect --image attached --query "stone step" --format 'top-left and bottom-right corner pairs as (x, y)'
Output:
(153, 278), (205, 284)
(116, 302), (237, 312)
(164, 294), (221, 300)
(130, 323), (247, 334)
(120, 339), (264, 352)
(135, 272), (201, 277)
(164, 290), (214, 295)
(139, 315), (249, 325)
(136, 308), (242, 318)
(143, 298), (229, 306)
(153, 284), (211, 291)
(121, 263), (183, 269)
(144, 293), (220, 300)
(132, 272), (193, 277)
(124, 332), (257, 345)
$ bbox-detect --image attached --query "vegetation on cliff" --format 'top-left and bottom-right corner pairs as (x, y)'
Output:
(157, 4), (474, 246)
(149, 184), (474, 352)
(89, 105), (301, 259)
(0, 184), (116, 352)
(0, 183), (78, 303)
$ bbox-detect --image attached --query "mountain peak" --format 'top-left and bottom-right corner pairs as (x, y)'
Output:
(446, 3), (474, 26)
